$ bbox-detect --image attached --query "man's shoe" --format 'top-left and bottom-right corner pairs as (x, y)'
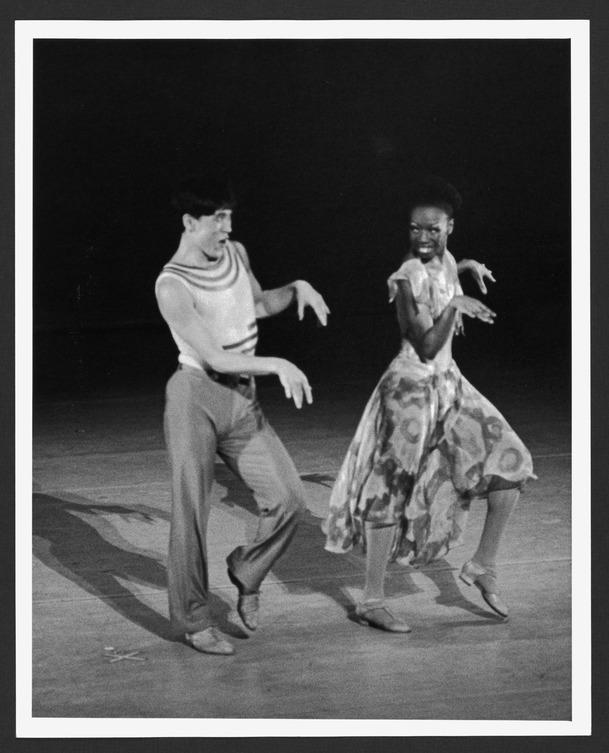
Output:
(236, 592), (260, 631)
(355, 602), (412, 633)
(227, 567), (260, 631)
(185, 627), (235, 655)
(459, 560), (509, 619)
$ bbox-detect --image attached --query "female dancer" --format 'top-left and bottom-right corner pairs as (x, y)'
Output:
(324, 177), (535, 632)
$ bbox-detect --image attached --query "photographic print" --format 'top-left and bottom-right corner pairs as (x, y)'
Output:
(15, 17), (590, 739)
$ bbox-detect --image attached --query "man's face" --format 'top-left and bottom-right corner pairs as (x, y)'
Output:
(185, 208), (232, 260)
(408, 205), (454, 261)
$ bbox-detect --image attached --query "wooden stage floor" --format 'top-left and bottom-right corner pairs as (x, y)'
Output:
(31, 364), (571, 722)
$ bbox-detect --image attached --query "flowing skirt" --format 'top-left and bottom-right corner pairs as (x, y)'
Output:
(323, 346), (535, 565)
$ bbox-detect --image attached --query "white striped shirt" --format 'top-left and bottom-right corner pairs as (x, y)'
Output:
(156, 241), (258, 370)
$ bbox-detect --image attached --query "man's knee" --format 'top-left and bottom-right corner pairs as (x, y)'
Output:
(262, 479), (307, 518)
(282, 484), (307, 518)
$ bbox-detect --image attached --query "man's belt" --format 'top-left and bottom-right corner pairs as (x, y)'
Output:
(205, 369), (251, 389)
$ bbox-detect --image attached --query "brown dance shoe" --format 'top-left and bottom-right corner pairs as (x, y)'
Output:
(185, 627), (235, 655)
(355, 602), (412, 633)
(459, 560), (509, 619)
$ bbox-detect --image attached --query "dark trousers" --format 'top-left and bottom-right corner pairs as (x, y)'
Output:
(163, 365), (306, 635)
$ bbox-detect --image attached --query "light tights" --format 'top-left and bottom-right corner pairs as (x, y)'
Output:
(472, 488), (519, 571)
(361, 522), (396, 605)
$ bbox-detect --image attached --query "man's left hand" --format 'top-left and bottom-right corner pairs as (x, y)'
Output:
(294, 280), (331, 326)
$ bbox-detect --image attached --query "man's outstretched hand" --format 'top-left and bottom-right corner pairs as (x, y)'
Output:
(271, 358), (313, 409)
(294, 280), (331, 326)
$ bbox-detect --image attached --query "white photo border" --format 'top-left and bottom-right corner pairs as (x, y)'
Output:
(15, 18), (590, 738)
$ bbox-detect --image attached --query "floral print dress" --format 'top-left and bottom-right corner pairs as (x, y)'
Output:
(323, 251), (535, 565)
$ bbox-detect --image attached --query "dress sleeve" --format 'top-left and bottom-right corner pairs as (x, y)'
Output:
(387, 259), (429, 303)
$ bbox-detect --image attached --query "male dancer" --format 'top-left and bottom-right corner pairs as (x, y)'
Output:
(156, 176), (330, 654)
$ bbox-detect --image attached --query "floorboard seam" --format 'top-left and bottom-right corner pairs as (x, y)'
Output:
(32, 556), (572, 604)
(33, 450), (571, 465)
(34, 448), (572, 495)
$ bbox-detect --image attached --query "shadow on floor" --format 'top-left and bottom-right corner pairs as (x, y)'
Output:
(215, 469), (498, 623)
(422, 564), (502, 621)
(32, 493), (242, 641)
(33, 466), (497, 644)
(269, 504), (497, 623)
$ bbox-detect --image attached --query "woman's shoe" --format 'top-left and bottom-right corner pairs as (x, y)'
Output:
(459, 560), (509, 619)
(355, 602), (412, 633)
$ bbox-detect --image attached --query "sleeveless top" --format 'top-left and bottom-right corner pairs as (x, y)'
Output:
(155, 241), (258, 370)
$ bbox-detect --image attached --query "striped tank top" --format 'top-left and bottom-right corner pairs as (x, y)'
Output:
(155, 241), (258, 370)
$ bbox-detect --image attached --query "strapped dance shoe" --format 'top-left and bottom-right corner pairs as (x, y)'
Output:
(185, 627), (235, 655)
(459, 560), (509, 619)
(355, 602), (412, 633)
(227, 566), (260, 631)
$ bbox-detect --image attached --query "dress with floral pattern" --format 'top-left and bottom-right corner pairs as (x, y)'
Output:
(323, 251), (536, 565)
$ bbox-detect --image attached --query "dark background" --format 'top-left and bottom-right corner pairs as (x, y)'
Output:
(33, 39), (571, 399)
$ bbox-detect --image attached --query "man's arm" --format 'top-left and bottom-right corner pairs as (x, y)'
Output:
(236, 244), (330, 325)
(395, 279), (496, 361)
(156, 278), (312, 408)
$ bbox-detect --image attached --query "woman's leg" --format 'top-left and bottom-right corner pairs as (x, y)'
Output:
(473, 488), (519, 570)
(357, 522), (411, 633)
(461, 487), (519, 618)
(361, 522), (396, 604)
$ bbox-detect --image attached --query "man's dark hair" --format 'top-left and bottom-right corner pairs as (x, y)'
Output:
(404, 175), (463, 219)
(171, 176), (236, 218)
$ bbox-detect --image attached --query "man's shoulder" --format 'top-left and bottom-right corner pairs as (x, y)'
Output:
(155, 272), (185, 298)
(155, 263), (195, 297)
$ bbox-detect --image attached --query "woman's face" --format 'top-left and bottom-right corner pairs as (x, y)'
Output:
(408, 205), (454, 261)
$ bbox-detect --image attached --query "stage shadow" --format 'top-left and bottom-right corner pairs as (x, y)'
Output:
(32, 492), (240, 641)
(421, 563), (503, 622)
(272, 474), (498, 623)
(214, 468), (373, 613)
(215, 469), (491, 622)
(33, 469), (498, 643)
